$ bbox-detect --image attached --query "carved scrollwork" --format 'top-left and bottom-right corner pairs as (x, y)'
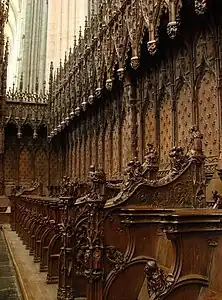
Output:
(144, 259), (175, 299)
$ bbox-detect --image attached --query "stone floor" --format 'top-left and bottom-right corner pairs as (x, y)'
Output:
(3, 225), (57, 300)
(0, 227), (21, 300)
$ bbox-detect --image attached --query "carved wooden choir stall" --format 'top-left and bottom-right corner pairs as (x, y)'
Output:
(9, 131), (222, 300)
(4, 0), (222, 299)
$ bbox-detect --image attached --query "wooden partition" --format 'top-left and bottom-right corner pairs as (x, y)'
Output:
(9, 135), (222, 300)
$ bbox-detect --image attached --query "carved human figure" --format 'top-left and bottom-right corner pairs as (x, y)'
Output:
(60, 176), (76, 197)
(189, 125), (204, 157)
(123, 157), (143, 189)
(212, 191), (222, 209)
(169, 146), (187, 175)
(144, 143), (158, 168)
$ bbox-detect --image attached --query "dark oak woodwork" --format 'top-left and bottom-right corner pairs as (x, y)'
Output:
(3, 1), (222, 300)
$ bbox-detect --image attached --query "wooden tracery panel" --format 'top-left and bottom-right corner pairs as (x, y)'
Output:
(19, 149), (33, 186)
(198, 71), (218, 157)
(91, 130), (96, 166)
(85, 134), (91, 173)
(159, 94), (172, 167)
(177, 83), (192, 149)
(35, 149), (48, 183)
(105, 123), (111, 177)
(98, 130), (103, 169)
(49, 150), (58, 185)
(72, 140), (77, 179)
(144, 101), (156, 150)
(195, 27), (218, 157)
(75, 137), (79, 178)
(80, 136), (84, 180)
(112, 120), (119, 178)
(4, 148), (17, 183)
(122, 111), (131, 170)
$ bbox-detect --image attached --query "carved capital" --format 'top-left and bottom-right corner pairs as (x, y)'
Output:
(130, 56), (139, 70)
(147, 40), (158, 56)
(117, 68), (125, 81)
(75, 106), (81, 116)
(88, 95), (94, 105)
(195, 0), (207, 15)
(95, 87), (102, 98)
(106, 79), (113, 91)
(81, 99), (88, 111)
(167, 21), (178, 39)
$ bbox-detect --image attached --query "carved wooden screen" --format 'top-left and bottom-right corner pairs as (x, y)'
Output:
(80, 133), (84, 180)
(98, 128), (104, 170)
(175, 44), (193, 149)
(35, 149), (48, 185)
(49, 150), (58, 186)
(75, 135), (80, 178)
(142, 77), (156, 151)
(177, 83), (192, 150)
(112, 119), (119, 178)
(4, 147), (17, 184)
(72, 139), (77, 180)
(159, 93), (172, 167)
(19, 148), (33, 186)
(105, 123), (111, 177)
(122, 110), (131, 171)
(91, 129), (96, 167)
(85, 133), (91, 173)
(195, 29), (218, 157)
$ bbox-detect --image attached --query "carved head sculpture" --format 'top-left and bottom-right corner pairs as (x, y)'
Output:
(144, 259), (157, 279)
